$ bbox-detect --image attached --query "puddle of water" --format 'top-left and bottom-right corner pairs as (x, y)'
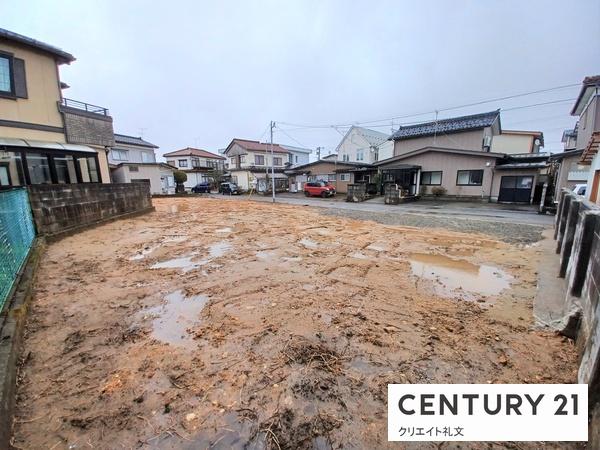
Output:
(299, 238), (318, 249)
(215, 227), (232, 233)
(409, 253), (511, 299)
(163, 235), (187, 243)
(129, 244), (159, 260)
(282, 256), (303, 262)
(256, 250), (276, 261)
(209, 241), (231, 258)
(366, 243), (387, 252)
(145, 290), (209, 348)
(151, 253), (208, 272)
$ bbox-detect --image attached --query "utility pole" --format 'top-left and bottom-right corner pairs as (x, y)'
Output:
(270, 120), (275, 203)
(316, 146), (322, 160)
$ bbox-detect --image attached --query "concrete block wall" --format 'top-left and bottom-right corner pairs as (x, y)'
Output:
(27, 182), (153, 236)
(554, 189), (600, 441)
(346, 184), (367, 202)
(384, 184), (400, 204)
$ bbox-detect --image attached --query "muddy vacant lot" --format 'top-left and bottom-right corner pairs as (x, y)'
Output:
(12, 198), (577, 449)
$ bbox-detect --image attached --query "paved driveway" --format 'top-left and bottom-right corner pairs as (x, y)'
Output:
(213, 192), (554, 227)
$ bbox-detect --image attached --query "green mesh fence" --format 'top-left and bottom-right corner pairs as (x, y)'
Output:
(0, 188), (35, 311)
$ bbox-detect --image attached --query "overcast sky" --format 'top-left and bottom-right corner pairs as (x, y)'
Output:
(4, 0), (600, 159)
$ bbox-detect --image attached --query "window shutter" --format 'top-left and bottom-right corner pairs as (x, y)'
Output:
(13, 58), (28, 98)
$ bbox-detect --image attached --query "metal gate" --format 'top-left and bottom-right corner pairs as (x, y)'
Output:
(498, 176), (534, 203)
(0, 188), (35, 310)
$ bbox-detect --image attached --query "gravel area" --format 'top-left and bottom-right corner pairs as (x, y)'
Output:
(320, 208), (546, 244)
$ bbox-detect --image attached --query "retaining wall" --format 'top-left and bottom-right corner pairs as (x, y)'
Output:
(553, 188), (600, 445)
(27, 182), (153, 237)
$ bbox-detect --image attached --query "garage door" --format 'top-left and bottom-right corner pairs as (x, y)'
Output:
(498, 176), (533, 203)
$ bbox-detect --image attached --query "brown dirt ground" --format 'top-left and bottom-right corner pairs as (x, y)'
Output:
(12, 197), (579, 450)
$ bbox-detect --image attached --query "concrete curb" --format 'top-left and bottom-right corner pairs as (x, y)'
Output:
(0, 239), (44, 450)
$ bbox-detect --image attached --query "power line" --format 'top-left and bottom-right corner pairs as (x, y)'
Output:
(276, 82), (580, 130)
(275, 125), (314, 150)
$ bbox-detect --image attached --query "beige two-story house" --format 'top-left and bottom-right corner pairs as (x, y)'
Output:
(222, 139), (290, 191)
(374, 110), (549, 203)
(163, 147), (225, 190)
(0, 28), (113, 187)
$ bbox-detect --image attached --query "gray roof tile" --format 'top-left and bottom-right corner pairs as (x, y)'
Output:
(390, 110), (500, 141)
(114, 134), (159, 148)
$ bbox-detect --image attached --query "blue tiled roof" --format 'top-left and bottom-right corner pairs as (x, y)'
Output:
(390, 110), (500, 141)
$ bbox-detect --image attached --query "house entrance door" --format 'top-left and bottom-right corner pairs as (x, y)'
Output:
(498, 176), (534, 203)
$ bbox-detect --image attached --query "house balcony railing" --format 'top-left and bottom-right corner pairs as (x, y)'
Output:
(60, 98), (110, 116)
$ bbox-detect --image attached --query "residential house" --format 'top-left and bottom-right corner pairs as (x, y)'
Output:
(548, 124), (589, 199)
(491, 130), (544, 154)
(0, 28), (113, 187)
(374, 110), (548, 203)
(163, 147), (226, 190)
(336, 126), (394, 164)
(562, 128), (578, 151)
(222, 139), (290, 191)
(280, 144), (311, 166)
(285, 159), (373, 194)
(109, 134), (175, 195)
(569, 76), (600, 203)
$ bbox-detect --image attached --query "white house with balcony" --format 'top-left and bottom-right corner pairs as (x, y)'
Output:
(109, 134), (176, 194)
(163, 147), (226, 190)
(222, 138), (291, 191)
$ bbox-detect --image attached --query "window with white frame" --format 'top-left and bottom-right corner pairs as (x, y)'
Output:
(342, 154), (350, 162)
(356, 150), (364, 161)
(0, 55), (12, 94)
(191, 157), (200, 167)
(178, 159), (188, 167)
(255, 155), (265, 165)
(112, 149), (128, 161)
(273, 157), (282, 166)
(141, 152), (154, 163)
(339, 173), (350, 181)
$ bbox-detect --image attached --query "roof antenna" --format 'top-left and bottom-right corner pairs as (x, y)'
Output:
(138, 127), (147, 138)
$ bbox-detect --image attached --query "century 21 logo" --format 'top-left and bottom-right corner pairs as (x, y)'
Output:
(396, 393), (580, 416)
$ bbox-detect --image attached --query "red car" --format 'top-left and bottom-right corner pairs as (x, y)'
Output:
(304, 181), (336, 198)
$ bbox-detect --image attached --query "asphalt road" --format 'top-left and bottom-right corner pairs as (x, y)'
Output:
(211, 192), (554, 227)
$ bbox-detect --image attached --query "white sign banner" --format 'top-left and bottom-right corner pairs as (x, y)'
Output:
(388, 384), (587, 442)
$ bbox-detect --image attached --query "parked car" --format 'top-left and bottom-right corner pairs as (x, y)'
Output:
(573, 184), (587, 196)
(220, 182), (240, 195)
(191, 182), (211, 193)
(304, 181), (336, 198)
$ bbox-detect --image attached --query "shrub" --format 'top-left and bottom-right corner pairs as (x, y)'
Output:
(173, 171), (188, 193)
(431, 186), (447, 197)
(173, 171), (188, 184)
